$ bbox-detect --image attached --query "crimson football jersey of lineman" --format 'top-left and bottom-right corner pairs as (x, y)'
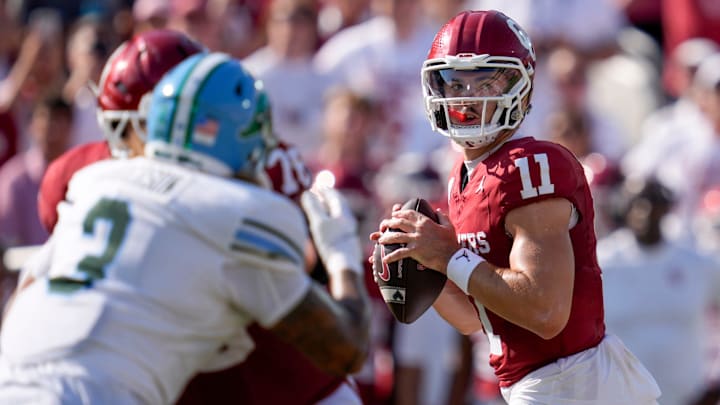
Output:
(38, 141), (112, 232)
(178, 324), (347, 405)
(447, 136), (605, 387)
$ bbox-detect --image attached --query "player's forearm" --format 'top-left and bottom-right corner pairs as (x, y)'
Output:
(465, 262), (571, 339)
(327, 270), (371, 337)
(433, 281), (483, 335)
(273, 283), (370, 375)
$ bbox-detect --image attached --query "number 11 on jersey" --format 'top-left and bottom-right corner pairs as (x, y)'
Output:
(515, 153), (554, 200)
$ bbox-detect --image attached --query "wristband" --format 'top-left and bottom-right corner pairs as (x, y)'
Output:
(446, 248), (484, 295)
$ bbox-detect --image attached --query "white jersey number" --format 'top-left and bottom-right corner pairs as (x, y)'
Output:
(50, 198), (130, 292)
(514, 153), (555, 199)
(265, 146), (313, 196)
(473, 299), (503, 356)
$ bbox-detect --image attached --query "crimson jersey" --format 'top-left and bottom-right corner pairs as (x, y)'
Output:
(37, 141), (112, 232)
(178, 324), (345, 405)
(447, 137), (605, 387)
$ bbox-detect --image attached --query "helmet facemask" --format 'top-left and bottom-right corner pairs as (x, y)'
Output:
(422, 54), (533, 149)
(96, 106), (148, 159)
(95, 30), (206, 158)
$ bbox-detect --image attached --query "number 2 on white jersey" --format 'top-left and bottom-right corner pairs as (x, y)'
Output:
(50, 198), (130, 292)
(514, 153), (555, 199)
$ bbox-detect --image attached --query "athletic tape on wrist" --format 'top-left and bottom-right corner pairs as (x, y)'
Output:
(446, 248), (484, 295)
(327, 251), (363, 277)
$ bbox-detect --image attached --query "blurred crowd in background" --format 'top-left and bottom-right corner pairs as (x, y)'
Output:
(0, 0), (719, 404)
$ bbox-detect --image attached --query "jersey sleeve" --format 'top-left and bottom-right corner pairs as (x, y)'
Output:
(38, 142), (111, 232)
(256, 142), (313, 203)
(496, 142), (585, 215)
(17, 234), (56, 284)
(38, 155), (71, 233)
(219, 188), (311, 328)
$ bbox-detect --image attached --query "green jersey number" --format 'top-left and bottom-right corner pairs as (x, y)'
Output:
(50, 198), (130, 292)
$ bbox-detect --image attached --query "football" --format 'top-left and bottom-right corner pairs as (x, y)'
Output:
(373, 198), (447, 324)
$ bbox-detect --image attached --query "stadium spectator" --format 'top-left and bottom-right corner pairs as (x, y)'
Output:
(0, 0), (21, 80)
(167, 0), (222, 50)
(314, 0), (445, 159)
(243, 0), (330, 162)
(62, 15), (108, 147)
(371, 10), (660, 403)
(0, 93), (72, 248)
(316, 0), (370, 41)
(167, 0), (270, 57)
(0, 110), (18, 169)
(545, 46), (628, 163)
(600, 176), (720, 405)
(310, 86), (379, 229)
(132, 0), (171, 32)
(621, 38), (719, 182)
(660, 0), (720, 98)
(420, 0), (467, 29)
(0, 53), (370, 405)
(639, 52), (720, 239)
(0, 7), (66, 143)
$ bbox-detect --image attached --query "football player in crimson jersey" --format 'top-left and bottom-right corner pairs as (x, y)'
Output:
(35, 29), (364, 405)
(370, 10), (661, 404)
(38, 28), (206, 232)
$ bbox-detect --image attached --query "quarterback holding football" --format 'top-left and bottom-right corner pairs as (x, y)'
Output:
(371, 9), (661, 404)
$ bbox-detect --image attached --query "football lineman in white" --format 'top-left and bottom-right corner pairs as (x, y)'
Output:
(0, 53), (370, 405)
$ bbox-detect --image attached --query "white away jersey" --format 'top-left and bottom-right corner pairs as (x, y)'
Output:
(0, 157), (311, 404)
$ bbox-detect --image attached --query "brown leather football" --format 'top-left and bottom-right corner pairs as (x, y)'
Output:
(373, 198), (447, 324)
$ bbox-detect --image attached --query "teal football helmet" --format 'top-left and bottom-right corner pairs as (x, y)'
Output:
(145, 52), (273, 178)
